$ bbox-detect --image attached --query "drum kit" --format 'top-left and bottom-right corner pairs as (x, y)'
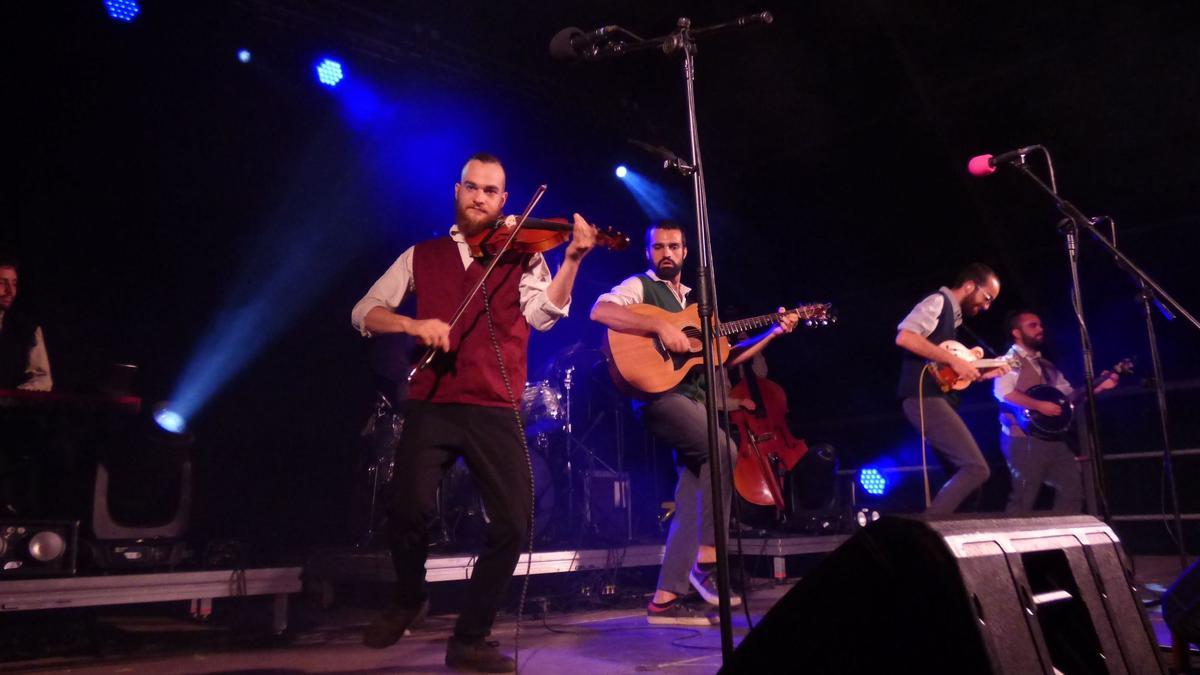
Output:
(351, 345), (624, 550)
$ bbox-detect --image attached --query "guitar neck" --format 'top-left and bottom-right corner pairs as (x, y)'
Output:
(717, 312), (783, 338)
(971, 358), (1011, 370)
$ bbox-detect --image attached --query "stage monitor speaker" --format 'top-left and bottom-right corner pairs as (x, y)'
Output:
(91, 460), (191, 540)
(585, 470), (631, 542)
(0, 520), (78, 578)
(1164, 558), (1200, 647)
(724, 514), (1166, 674)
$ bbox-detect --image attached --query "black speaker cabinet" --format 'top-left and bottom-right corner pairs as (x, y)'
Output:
(725, 514), (1166, 674)
(0, 520), (78, 578)
(585, 470), (631, 542)
(1164, 558), (1200, 646)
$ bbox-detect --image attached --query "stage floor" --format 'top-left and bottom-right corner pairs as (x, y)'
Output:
(1, 555), (1194, 674)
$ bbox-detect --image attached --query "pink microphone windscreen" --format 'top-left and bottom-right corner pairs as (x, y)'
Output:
(967, 154), (996, 177)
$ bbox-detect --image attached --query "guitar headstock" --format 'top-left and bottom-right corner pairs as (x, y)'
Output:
(1112, 357), (1136, 375)
(790, 303), (837, 328)
(595, 226), (630, 252)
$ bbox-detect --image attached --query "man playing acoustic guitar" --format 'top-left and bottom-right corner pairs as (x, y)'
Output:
(993, 310), (1119, 514)
(591, 219), (798, 625)
(895, 263), (1011, 515)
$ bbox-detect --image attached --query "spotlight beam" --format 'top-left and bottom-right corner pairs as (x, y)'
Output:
(168, 143), (366, 424)
(616, 168), (681, 219)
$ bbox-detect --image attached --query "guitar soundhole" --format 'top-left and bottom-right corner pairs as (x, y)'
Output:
(651, 337), (669, 363)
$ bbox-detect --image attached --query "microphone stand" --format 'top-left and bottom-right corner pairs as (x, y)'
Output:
(1006, 155), (1196, 567)
(579, 12), (774, 660)
(677, 20), (735, 659)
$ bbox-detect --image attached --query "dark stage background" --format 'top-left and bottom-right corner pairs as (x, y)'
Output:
(6, 2), (1200, 553)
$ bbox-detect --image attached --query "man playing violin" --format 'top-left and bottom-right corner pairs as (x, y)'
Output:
(351, 152), (596, 672)
(894, 263), (1010, 515)
(993, 310), (1118, 514)
(590, 220), (798, 625)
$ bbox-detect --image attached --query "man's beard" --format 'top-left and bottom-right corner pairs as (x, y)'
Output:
(455, 202), (497, 236)
(655, 261), (681, 280)
(1024, 332), (1046, 350)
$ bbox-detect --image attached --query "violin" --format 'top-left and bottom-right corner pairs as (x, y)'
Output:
(730, 368), (809, 516)
(464, 216), (630, 258)
(407, 197), (630, 383)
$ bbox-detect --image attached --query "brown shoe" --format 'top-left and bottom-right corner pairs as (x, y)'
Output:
(362, 599), (429, 648)
(445, 636), (516, 673)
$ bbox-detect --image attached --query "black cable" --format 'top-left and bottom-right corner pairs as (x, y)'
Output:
(480, 281), (536, 673)
(539, 613), (709, 648)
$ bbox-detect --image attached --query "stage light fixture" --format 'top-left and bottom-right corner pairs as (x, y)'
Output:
(316, 58), (345, 88)
(1, 522), (76, 577)
(152, 403), (187, 435)
(615, 165), (628, 179)
(237, 49), (252, 64)
(103, 0), (140, 23)
(854, 508), (881, 528)
(858, 467), (888, 496)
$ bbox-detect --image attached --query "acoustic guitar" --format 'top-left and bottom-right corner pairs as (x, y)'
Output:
(603, 302), (833, 395)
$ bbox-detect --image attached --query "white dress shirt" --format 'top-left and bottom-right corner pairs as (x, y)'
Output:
(351, 226), (570, 336)
(593, 269), (691, 310)
(896, 286), (962, 337)
(993, 343), (1074, 402)
(0, 312), (52, 391)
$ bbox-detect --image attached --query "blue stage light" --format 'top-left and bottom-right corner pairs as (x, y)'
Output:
(153, 404), (187, 435)
(858, 467), (888, 496)
(237, 49), (252, 64)
(104, 0), (140, 23)
(616, 167), (681, 219)
(316, 58), (345, 88)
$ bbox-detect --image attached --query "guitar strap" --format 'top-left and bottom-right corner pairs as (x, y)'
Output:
(1036, 356), (1060, 386)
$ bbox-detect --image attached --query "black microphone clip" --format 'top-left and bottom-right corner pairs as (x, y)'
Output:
(549, 25), (619, 61)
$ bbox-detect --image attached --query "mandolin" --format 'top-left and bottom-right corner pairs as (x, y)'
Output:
(928, 340), (1021, 392)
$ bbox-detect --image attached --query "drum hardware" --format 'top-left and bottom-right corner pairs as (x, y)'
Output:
(355, 393), (402, 549)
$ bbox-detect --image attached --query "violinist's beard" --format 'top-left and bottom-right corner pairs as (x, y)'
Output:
(455, 202), (499, 237)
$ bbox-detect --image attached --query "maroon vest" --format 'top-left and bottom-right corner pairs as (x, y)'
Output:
(408, 237), (530, 408)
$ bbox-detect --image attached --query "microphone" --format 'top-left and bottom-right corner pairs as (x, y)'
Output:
(734, 11), (774, 27)
(549, 25), (619, 60)
(967, 145), (1041, 176)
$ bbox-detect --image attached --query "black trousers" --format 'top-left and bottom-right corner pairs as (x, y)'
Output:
(387, 401), (531, 641)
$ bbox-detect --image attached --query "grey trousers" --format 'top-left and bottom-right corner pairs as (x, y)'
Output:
(641, 394), (735, 596)
(901, 396), (991, 515)
(1000, 433), (1082, 514)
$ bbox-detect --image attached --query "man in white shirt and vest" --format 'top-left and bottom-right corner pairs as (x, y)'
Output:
(894, 263), (1009, 514)
(993, 310), (1118, 514)
(591, 220), (797, 625)
(351, 153), (597, 672)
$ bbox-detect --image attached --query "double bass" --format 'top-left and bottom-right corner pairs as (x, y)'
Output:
(728, 365), (808, 516)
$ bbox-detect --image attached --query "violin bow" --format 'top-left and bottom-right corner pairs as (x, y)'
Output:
(406, 184), (548, 383)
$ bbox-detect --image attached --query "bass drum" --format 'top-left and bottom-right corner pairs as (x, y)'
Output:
(435, 446), (556, 549)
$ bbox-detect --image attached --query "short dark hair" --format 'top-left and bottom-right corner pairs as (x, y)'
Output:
(953, 262), (996, 289)
(460, 152), (505, 185)
(0, 255), (19, 273)
(645, 219), (688, 249)
(1005, 309), (1038, 334)
(467, 151), (503, 167)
